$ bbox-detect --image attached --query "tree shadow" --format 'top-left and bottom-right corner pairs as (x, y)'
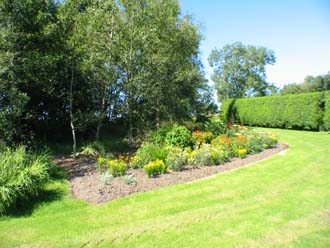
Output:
(5, 167), (68, 218)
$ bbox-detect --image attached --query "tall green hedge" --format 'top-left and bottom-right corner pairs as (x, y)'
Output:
(324, 91), (330, 130)
(220, 92), (324, 130)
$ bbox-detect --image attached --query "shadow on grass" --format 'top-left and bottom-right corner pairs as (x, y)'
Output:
(5, 167), (68, 218)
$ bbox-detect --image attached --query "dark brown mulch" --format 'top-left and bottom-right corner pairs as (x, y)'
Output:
(55, 143), (288, 204)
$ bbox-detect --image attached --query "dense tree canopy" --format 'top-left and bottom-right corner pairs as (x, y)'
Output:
(208, 42), (276, 101)
(0, 0), (216, 147)
(281, 73), (330, 95)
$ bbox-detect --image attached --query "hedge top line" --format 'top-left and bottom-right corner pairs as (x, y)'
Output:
(220, 91), (330, 131)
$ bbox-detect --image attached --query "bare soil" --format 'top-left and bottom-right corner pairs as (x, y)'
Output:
(55, 143), (288, 204)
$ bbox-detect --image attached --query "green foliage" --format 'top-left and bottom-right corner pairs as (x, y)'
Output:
(144, 160), (165, 178)
(106, 160), (127, 177)
(209, 42), (276, 100)
(281, 73), (330, 95)
(221, 92), (324, 130)
(204, 118), (225, 136)
(188, 144), (212, 167)
(324, 91), (330, 130)
(149, 126), (172, 144)
(131, 143), (168, 169)
(165, 125), (192, 148)
(122, 175), (136, 185)
(165, 147), (188, 172)
(0, 146), (52, 214)
(79, 142), (106, 158)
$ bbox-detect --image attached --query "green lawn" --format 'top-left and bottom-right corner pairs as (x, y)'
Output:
(1, 128), (329, 247)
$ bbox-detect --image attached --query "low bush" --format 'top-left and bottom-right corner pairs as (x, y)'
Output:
(165, 147), (187, 171)
(100, 172), (114, 185)
(144, 160), (165, 177)
(149, 126), (172, 144)
(107, 159), (127, 177)
(130, 143), (168, 169)
(204, 118), (225, 136)
(79, 142), (106, 157)
(191, 131), (214, 147)
(0, 146), (52, 214)
(188, 144), (212, 167)
(165, 125), (191, 147)
(236, 148), (247, 158)
(122, 175), (136, 185)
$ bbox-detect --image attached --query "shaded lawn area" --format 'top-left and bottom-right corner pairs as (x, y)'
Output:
(0, 128), (329, 247)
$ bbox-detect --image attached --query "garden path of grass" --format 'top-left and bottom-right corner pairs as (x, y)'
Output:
(0, 128), (329, 247)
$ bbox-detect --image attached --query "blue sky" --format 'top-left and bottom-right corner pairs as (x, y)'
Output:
(179, 0), (330, 88)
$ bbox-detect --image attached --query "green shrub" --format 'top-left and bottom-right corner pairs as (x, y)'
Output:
(204, 119), (225, 136)
(165, 147), (187, 171)
(324, 91), (330, 130)
(144, 160), (165, 177)
(221, 92), (324, 130)
(165, 125), (191, 147)
(150, 126), (171, 144)
(107, 159), (127, 177)
(187, 144), (212, 166)
(0, 146), (51, 214)
(130, 143), (168, 169)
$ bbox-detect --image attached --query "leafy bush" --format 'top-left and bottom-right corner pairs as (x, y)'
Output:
(165, 125), (191, 147)
(149, 126), (172, 144)
(100, 172), (114, 185)
(130, 143), (168, 169)
(188, 144), (212, 167)
(107, 159), (127, 177)
(0, 146), (51, 214)
(144, 160), (165, 177)
(204, 119), (225, 136)
(165, 147), (187, 171)
(191, 131), (214, 147)
(221, 92), (324, 130)
(122, 175), (136, 185)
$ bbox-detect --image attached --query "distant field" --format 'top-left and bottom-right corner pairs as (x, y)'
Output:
(0, 128), (329, 247)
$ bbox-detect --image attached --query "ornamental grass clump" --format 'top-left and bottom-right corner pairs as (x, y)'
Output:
(0, 146), (52, 215)
(144, 160), (165, 177)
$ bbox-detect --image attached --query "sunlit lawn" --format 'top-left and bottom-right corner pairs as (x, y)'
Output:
(0, 128), (329, 247)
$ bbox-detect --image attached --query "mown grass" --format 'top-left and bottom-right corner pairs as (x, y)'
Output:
(0, 128), (329, 247)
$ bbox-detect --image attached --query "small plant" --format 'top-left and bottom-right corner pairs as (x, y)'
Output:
(166, 147), (187, 171)
(165, 125), (191, 147)
(107, 159), (127, 177)
(97, 157), (107, 172)
(204, 119), (225, 136)
(187, 144), (212, 167)
(144, 160), (165, 177)
(79, 142), (106, 158)
(100, 172), (114, 185)
(122, 174), (136, 185)
(237, 148), (247, 158)
(191, 131), (214, 147)
(130, 143), (168, 169)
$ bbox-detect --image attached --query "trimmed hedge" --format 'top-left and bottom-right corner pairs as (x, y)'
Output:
(324, 91), (330, 130)
(220, 92), (325, 130)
